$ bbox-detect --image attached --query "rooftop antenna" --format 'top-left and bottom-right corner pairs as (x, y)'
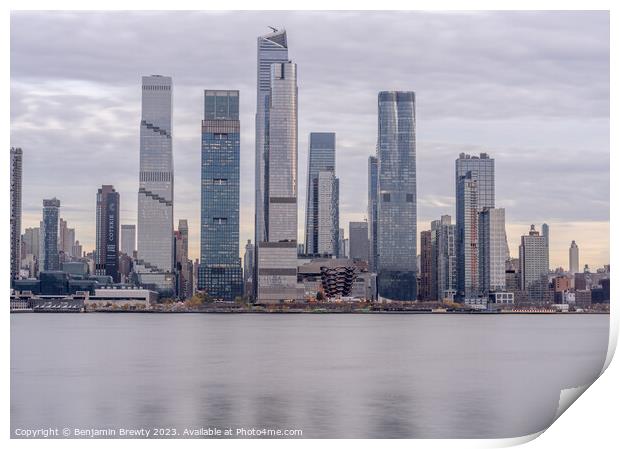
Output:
(268, 26), (278, 32)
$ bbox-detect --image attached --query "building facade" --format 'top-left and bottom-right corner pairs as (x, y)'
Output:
(376, 91), (417, 300)
(368, 155), (378, 272)
(519, 224), (550, 302)
(430, 215), (457, 301)
(569, 240), (579, 274)
(136, 75), (175, 294)
(199, 90), (243, 301)
(456, 172), (479, 299)
(478, 207), (507, 294)
(121, 224), (136, 256)
(40, 198), (61, 272)
(10, 147), (23, 283)
(243, 239), (255, 296)
(419, 230), (432, 300)
(349, 221), (369, 262)
(316, 170), (339, 256)
(304, 132), (337, 256)
(95, 185), (120, 282)
(255, 28), (290, 298)
(455, 153), (495, 300)
(257, 61), (300, 303)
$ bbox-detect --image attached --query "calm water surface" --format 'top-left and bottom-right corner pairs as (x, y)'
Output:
(11, 313), (609, 438)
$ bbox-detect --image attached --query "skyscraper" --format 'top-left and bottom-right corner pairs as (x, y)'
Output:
(175, 219), (191, 299)
(257, 60), (300, 303)
(304, 132), (337, 256)
(376, 91), (417, 300)
(430, 215), (457, 301)
(456, 172), (479, 298)
(368, 155), (378, 272)
(10, 147), (23, 282)
(136, 75), (174, 294)
(40, 198), (60, 272)
(121, 224), (136, 256)
(569, 240), (579, 274)
(316, 170), (339, 256)
(349, 221), (369, 262)
(200, 90), (242, 301)
(95, 185), (120, 282)
(243, 239), (255, 296)
(455, 153), (495, 300)
(519, 224), (550, 302)
(22, 227), (40, 261)
(478, 207), (507, 294)
(419, 230), (432, 300)
(255, 28), (289, 297)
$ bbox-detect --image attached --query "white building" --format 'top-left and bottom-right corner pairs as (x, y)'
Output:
(136, 75), (174, 294)
(569, 240), (579, 274)
(519, 224), (550, 302)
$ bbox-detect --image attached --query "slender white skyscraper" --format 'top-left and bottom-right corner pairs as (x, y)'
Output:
(257, 61), (300, 303)
(255, 28), (289, 298)
(569, 240), (579, 274)
(136, 75), (175, 294)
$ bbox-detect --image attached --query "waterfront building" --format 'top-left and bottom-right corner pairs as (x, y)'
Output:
(455, 153), (495, 300)
(430, 215), (457, 301)
(368, 155), (378, 272)
(349, 221), (369, 262)
(199, 90), (243, 301)
(71, 240), (82, 259)
(304, 132), (338, 256)
(40, 198), (61, 272)
(456, 172), (479, 298)
(569, 240), (579, 274)
(257, 59), (300, 303)
(11, 147), (23, 282)
(174, 219), (191, 299)
(519, 224), (550, 302)
(95, 185), (120, 282)
(121, 224), (136, 257)
(376, 91), (417, 301)
(255, 28), (290, 298)
(136, 75), (175, 295)
(58, 218), (75, 260)
(419, 230), (432, 300)
(478, 207), (507, 295)
(243, 239), (255, 297)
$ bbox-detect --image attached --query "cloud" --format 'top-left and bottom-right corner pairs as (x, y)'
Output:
(10, 11), (610, 268)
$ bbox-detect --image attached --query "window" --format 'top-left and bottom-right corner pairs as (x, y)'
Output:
(382, 193), (391, 202)
(406, 193), (414, 202)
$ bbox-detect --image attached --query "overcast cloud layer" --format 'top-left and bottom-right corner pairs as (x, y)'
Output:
(10, 11), (610, 268)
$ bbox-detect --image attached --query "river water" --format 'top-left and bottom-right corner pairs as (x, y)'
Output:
(11, 313), (609, 438)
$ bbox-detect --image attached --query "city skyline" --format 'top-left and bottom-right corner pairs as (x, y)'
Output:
(10, 11), (610, 268)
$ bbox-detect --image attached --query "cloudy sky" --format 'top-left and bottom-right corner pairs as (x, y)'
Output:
(10, 10), (610, 268)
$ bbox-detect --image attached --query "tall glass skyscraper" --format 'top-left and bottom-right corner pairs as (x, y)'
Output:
(257, 61), (300, 303)
(455, 153), (495, 300)
(304, 132), (338, 256)
(368, 155), (378, 272)
(95, 185), (120, 282)
(376, 91), (417, 301)
(40, 198), (60, 272)
(136, 75), (175, 294)
(10, 147), (23, 282)
(199, 90), (242, 301)
(255, 28), (289, 298)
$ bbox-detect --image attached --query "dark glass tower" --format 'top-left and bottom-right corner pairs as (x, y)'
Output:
(199, 90), (242, 301)
(376, 91), (417, 300)
(95, 185), (120, 282)
(40, 198), (60, 272)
